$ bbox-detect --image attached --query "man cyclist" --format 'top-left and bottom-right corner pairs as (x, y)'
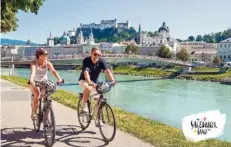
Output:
(28, 48), (63, 120)
(78, 47), (116, 116)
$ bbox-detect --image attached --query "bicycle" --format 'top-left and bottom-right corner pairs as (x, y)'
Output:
(77, 81), (116, 142)
(30, 79), (64, 147)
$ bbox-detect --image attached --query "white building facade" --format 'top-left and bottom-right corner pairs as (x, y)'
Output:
(137, 22), (180, 55)
(217, 37), (231, 62)
(79, 19), (130, 30)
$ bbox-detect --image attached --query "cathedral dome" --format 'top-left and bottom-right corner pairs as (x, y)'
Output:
(158, 22), (170, 33)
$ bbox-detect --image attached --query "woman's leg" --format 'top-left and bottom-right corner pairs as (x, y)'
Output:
(29, 84), (40, 119)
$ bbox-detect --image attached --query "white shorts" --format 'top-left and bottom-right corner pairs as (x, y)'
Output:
(79, 80), (100, 98)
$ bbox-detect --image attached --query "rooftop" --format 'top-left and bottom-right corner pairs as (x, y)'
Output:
(220, 37), (231, 43)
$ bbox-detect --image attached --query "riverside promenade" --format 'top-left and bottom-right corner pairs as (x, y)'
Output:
(1, 79), (154, 147)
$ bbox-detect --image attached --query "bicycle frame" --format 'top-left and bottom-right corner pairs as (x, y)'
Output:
(87, 92), (107, 122)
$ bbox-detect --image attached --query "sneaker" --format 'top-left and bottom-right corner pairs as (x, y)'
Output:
(31, 113), (37, 120)
(82, 102), (89, 113)
(96, 119), (104, 127)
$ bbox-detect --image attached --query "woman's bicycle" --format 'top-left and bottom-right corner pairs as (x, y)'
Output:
(77, 81), (116, 142)
(30, 79), (64, 147)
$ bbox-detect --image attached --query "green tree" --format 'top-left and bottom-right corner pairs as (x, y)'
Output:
(196, 35), (203, 42)
(147, 31), (154, 37)
(148, 51), (153, 56)
(54, 37), (60, 45)
(213, 56), (221, 65)
(1, 0), (45, 33)
(176, 48), (190, 61)
(188, 36), (195, 42)
(156, 46), (172, 59)
(125, 44), (140, 54)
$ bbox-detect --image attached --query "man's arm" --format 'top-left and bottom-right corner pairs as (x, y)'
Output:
(101, 59), (115, 82)
(104, 69), (115, 81)
(47, 61), (62, 81)
(82, 59), (92, 84)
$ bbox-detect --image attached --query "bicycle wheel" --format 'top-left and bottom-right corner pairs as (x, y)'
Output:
(77, 97), (91, 130)
(33, 98), (42, 132)
(98, 102), (116, 142)
(43, 101), (56, 147)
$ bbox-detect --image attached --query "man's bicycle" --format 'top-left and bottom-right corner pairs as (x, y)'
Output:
(77, 82), (116, 142)
(30, 79), (64, 147)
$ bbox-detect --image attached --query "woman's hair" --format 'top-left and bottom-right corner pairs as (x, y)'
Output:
(36, 48), (47, 59)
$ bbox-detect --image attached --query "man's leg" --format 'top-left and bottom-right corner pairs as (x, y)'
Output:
(79, 80), (93, 112)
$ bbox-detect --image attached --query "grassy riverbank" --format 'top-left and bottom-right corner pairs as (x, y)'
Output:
(180, 68), (231, 81)
(1, 75), (231, 147)
(113, 65), (173, 77)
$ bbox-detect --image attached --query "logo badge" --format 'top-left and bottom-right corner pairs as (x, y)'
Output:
(182, 110), (226, 142)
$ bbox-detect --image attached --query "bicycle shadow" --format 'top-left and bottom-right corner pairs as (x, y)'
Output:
(1, 125), (109, 147)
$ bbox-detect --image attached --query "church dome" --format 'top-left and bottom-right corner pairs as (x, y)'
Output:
(60, 32), (70, 40)
(158, 22), (170, 33)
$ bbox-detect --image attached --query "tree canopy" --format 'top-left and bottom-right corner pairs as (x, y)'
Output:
(1, 0), (45, 33)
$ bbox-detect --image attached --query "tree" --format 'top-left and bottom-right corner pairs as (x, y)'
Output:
(54, 37), (60, 45)
(196, 35), (203, 42)
(176, 48), (190, 61)
(148, 51), (153, 56)
(1, 0), (45, 33)
(156, 46), (172, 59)
(188, 36), (195, 42)
(147, 31), (154, 37)
(125, 44), (140, 54)
(213, 56), (221, 65)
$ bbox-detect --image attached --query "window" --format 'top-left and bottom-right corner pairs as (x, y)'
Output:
(220, 56), (222, 59)
(228, 55), (231, 59)
(220, 44), (222, 47)
(224, 55), (226, 59)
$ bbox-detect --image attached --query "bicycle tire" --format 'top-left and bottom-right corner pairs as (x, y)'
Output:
(43, 102), (56, 147)
(33, 97), (42, 132)
(98, 102), (116, 142)
(77, 97), (91, 130)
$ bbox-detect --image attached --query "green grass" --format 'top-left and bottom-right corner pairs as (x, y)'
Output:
(183, 68), (231, 81)
(192, 67), (220, 72)
(1, 75), (231, 147)
(113, 65), (173, 77)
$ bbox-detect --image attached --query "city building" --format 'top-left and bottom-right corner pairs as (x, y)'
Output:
(17, 45), (84, 59)
(179, 42), (218, 63)
(47, 32), (54, 47)
(76, 29), (85, 44)
(217, 37), (231, 62)
(136, 22), (180, 55)
(180, 42), (217, 52)
(60, 31), (70, 45)
(1, 45), (20, 58)
(190, 49), (217, 64)
(68, 28), (76, 37)
(100, 42), (127, 54)
(140, 47), (161, 56)
(83, 44), (100, 55)
(79, 19), (130, 30)
(85, 29), (95, 45)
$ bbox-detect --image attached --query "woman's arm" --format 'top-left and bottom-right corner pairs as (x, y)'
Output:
(29, 61), (36, 82)
(47, 61), (62, 81)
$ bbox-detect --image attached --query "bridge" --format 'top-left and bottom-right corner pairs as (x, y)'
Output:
(1, 55), (191, 67)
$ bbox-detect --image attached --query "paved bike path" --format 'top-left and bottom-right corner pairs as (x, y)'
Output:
(1, 79), (154, 147)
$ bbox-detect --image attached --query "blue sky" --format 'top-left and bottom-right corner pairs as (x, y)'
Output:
(1, 0), (231, 44)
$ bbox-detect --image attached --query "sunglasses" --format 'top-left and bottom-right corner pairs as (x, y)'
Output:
(93, 53), (101, 57)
